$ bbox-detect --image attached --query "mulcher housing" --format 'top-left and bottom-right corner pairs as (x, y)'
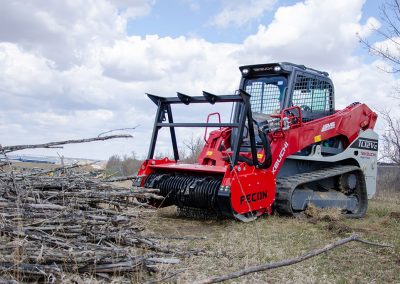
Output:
(135, 62), (378, 221)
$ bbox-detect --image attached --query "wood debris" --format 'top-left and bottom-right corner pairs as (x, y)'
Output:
(0, 136), (197, 282)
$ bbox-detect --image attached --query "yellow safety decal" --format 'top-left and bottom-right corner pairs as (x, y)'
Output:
(314, 135), (322, 142)
(206, 151), (213, 156)
(257, 153), (263, 159)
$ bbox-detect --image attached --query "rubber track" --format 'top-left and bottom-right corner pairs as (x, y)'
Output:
(275, 165), (367, 217)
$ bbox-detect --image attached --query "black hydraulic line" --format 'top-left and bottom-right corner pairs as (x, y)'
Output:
(233, 126), (272, 169)
(246, 103), (259, 168)
(256, 128), (272, 169)
(231, 90), (250, 169)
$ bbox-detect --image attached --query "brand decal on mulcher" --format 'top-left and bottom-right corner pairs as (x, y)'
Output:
(272, 142), (289, 174)
(240, 191), (268, 205)
(350, 138), (378, 151)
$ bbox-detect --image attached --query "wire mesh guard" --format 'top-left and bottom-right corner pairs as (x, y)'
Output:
(246, 81), (282, 114)
(292, 74), (333, 113)
(244, 74), (333, 122)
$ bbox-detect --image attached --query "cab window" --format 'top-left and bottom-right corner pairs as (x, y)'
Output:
(244, 76), (287, 114)
(292, 75), (333, 113)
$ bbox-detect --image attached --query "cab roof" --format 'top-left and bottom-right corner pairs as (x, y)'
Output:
(239, 62), (329, 77)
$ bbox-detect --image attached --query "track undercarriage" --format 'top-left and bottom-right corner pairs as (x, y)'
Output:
(275, 165), (368, 218)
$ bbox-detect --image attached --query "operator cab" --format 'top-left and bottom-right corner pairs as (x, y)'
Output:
(239, 62), (335, 122)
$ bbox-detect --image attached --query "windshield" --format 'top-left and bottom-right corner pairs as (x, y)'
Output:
(244, 75), (287, 114)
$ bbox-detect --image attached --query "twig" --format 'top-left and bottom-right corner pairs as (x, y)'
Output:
(0, 146), (16, 187)
(17, 163), (81, 178)
(97, 126), (139, 137)
(354, 238), (394, 248)
(144, 235), (207, 241)
(102, 174), (138, 182)
(145, 268), (187, 284)
(1, 134), (133, 153)
(194, 234), (393, 284)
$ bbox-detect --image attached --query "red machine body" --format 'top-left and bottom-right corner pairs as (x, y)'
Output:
(136, 62), (378, 220)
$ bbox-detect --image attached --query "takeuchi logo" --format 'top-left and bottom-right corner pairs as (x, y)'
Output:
(272, 142), (289, 174)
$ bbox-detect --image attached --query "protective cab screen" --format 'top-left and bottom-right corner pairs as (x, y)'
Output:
(244, 76), (287, 114)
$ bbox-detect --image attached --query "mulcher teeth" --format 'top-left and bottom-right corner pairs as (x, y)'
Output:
(177, 206), (221, 220)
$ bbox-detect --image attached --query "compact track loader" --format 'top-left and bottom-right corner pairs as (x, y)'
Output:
(134, 62), (378, 221)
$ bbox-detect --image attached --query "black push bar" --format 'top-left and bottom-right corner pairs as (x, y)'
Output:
(146, 90), (272, 170)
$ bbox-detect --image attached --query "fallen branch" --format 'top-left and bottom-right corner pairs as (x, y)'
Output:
(145, 268), (187, 284)
(1, 134), (132, 153)
(97, 126), (139, 137)
(103, 174), (138, 182)
(195, 234), (393, 284)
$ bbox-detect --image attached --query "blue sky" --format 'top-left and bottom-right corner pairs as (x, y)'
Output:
(126, 0), (383, 68)
(127, 0), (380, 42)
(0, 0), (397, 160)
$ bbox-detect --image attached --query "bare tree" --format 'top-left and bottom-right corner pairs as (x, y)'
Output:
(359, 0), (400, 74)
(359, 0), (400, 164)
(181, 135), (205, 164)
(379, 110), (400, 164)
(105, 152), (142, 176)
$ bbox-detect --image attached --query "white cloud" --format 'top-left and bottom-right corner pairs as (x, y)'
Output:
(358, 17), (381, 38)
(210, 0), (277, 29)
(0, 0), (398, 161)
(332, 60), (396, 111)
(0, 0), (154, 69)
(99, 35), (240, 92)
(331, 59), (400, 136)
(241, 0), (379, 69)
(0, 30), (240, 159)
(370, 36), (400, 72)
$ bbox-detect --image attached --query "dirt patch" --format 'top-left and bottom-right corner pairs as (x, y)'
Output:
(389, 211), (400, 220)
(305, 204), (342, 222)
(325, 221), (353, 235)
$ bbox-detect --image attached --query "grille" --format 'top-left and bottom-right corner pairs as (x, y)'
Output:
(292, 75), (333, 113)
(246, 82), (281, 114)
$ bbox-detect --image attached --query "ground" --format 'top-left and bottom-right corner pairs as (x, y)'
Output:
(3, 163), (398, 283)
(143, 198), (400, 283)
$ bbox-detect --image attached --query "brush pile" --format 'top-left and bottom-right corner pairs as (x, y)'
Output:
(0, 165), (193, 282)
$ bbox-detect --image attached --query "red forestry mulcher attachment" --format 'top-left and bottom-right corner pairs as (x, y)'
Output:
(134, 62), (378, 221)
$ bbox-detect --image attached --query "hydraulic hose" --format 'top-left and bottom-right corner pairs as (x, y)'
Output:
(237, 124), (272, 169)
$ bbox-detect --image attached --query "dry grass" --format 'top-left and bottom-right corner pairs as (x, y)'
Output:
(142, 198), (400, 283)
(2, 162), (398, 283)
